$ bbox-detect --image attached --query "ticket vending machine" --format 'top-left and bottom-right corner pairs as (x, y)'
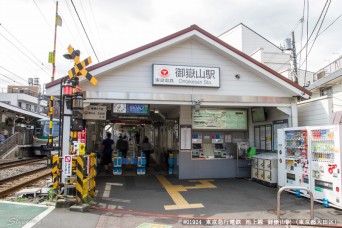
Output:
(192, 139), (203, 158)
(212, 135), (225, 158)
(192, 133), (204, 158)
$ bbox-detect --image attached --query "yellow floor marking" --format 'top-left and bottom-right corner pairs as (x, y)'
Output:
(185, 180), (217, 189)
(156, 175), (217, 210)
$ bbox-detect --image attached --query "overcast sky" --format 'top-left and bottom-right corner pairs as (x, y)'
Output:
(0, 0), (341, 91)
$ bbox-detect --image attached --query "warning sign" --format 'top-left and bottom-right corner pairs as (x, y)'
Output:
(63, 155), (72, 176)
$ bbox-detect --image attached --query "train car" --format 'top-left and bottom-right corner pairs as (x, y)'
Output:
(33, 118), (60, 156)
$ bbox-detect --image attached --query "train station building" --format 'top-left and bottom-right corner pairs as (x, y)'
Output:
(45, 24), (311, 179)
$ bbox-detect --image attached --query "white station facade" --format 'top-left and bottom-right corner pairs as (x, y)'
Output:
(46, 25), (311, 179)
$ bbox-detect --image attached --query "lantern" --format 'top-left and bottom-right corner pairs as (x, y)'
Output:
(72, 92), (83, 110)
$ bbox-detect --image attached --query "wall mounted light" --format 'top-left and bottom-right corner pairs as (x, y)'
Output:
(194, 101), (201, 112)
(235, 74), (241, 79)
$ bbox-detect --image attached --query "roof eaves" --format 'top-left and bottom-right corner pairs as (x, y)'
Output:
(46, 24), (311, 96)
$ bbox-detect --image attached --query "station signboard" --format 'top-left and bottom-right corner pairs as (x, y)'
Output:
(153, 64), (220, 88)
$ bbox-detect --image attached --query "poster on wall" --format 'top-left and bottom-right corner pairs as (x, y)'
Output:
(180, 125), (192, 150)
(260, 125), (266, 150)
(273, 119), (288, 151)
(192, 109), (247, 130)
(265, 124), (272, 151)
(255, 124), (273, 151)
(254, 126), (260, 150)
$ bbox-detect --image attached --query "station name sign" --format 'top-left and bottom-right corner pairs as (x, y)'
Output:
(113, 103), (149, 115)
(153, 64), (220, 88)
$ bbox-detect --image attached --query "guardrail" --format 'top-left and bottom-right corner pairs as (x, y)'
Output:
(277, 186), (314, 220)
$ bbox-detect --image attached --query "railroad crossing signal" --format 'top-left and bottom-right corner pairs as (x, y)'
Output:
(67, 45), (98, 85)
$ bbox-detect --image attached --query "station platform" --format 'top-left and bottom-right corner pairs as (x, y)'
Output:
(2, 169), (341, 227)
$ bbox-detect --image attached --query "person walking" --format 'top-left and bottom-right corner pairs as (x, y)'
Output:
(116, 135), (129, 158)
(102, 132), (114, 173)
(141, 136), (153, 168)
(134, 131), (140, 145)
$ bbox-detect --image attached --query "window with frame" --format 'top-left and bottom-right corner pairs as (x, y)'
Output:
(320, 86), (332, 96)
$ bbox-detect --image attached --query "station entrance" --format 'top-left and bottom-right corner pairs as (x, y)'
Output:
(87, 104), (180, 176)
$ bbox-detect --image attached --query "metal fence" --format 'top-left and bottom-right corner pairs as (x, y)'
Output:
(0, 132), (30, 158)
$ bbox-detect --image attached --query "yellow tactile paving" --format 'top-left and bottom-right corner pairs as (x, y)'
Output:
(156, 175), (217, 210)
(186, 180), (217, 189)
(164, 203), (204, 210)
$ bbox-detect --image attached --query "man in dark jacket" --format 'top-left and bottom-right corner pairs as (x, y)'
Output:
(116, 135), (129, 158)
(102, 132), (114, 173)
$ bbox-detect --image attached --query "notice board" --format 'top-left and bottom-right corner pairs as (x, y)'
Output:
(180, 125), (192, 150)
(192, 109), (247, 130)
(254, 124), (272, 151)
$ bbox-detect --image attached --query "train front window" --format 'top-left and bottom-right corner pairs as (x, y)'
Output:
(35, 121), (60, 138)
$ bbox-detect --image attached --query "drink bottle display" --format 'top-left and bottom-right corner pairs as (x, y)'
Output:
(310, 125), (342, 209)
(283, 127), (311, 197)
(278, 125), (342, 209)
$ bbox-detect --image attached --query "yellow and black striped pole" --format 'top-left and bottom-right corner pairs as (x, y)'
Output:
(89, 153), (96, 198)
(76, 155), (85, 204)
(51, 154), (59, 190)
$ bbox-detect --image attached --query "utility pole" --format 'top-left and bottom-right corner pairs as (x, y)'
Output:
(291, 31), (298, 84)
(46, 1), (61, 164)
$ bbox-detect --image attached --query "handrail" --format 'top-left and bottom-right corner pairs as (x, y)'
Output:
(277, 186), (314, 220)
(0, 132), (21, 157)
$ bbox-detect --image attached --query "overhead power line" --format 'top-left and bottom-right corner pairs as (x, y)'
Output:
(304, 0), (332, 66)
(0, 32), (51, 77)
(0, 23), (50, 73)
(276, 0), (338, 73)
(0, 72), (25, 85)
(33, 0), (66, 49)
(0, 65), (28, 83)
(301, 0), (330, 68)
(70, 0), (100, 62)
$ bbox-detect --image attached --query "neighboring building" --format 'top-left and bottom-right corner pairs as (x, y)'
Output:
(218, 23), (314, 87)
(0, 85), (46, 114)
(217, 23), (340, 127)
(0, 83), (47, 137)
(298, 57), (342, 126)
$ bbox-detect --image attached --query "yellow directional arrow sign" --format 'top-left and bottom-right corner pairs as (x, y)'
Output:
(67, 45), (98, 85)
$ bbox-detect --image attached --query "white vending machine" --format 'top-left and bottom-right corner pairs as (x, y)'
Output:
(309, 125), (342, 209)
(277, 129), (285, 187)
(280, 127), (311, 197)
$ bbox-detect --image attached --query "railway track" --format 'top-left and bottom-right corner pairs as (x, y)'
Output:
(0, 158), (52, 198)
(0, 168), (51, 198)
(0, 158), (47, 170)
